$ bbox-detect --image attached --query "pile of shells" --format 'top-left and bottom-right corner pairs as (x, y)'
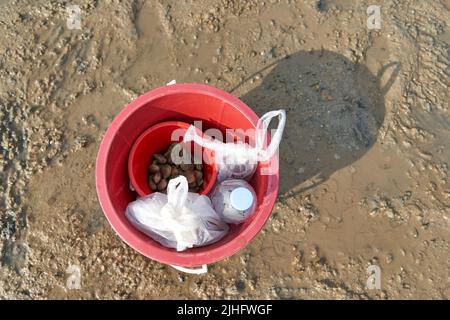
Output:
(148, 143), (204, 193)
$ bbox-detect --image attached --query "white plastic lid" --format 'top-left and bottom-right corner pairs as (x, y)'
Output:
(230, 187), (254, 212)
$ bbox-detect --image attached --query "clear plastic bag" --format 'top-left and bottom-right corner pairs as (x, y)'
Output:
(184, 109), (286, 182)
(125, 176), (229, 251)
(211, 179), (257, 224)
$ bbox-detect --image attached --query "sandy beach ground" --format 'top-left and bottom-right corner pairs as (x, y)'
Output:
(0, 0), (449, 299)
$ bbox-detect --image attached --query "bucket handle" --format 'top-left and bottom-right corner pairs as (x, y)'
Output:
(166, 79), (207, 275)
(171, 264), (208, 275)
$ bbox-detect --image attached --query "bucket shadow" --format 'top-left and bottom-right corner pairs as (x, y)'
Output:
(240, 50), (399, 196)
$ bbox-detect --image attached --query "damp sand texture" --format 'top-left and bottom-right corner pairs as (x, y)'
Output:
(0, 0), (450, 299)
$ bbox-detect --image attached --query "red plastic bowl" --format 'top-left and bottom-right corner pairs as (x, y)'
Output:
(128, 121), (217, 196)
(95, 83), (279, 267)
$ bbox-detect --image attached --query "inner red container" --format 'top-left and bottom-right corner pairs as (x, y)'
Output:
(96, 83), (279, 267)
(128, 121), (217, 196)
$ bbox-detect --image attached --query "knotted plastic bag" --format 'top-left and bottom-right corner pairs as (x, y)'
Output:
(125, 176), (229, 251)
(184, 109), (286, 182)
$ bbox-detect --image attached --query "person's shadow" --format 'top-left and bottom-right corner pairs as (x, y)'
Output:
(239, 50), (399, 197)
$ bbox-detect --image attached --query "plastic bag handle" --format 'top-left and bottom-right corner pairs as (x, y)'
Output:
(184, 125), (220, 150)
(162, 176), (194, 250)
(170, 264), (208, 274)
(255, 109), (286, 161)
(184, 109), (286, 161)
(166, 176), (188, 210)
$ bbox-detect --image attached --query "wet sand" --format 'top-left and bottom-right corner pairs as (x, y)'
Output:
(0, 0), (449, 299)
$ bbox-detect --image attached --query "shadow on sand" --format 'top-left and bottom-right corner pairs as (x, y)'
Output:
(238, 50), (399, 197)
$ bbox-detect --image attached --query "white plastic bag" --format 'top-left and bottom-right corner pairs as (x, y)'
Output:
(125, 176), (229, 251)
(184, 109), (286, 182)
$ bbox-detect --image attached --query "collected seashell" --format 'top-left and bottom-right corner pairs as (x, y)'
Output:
(149, 164), (160, 173)
(153, 172), (162, 184)
(180, 163), (194, 171)
(184, 170), (196, 184)
(161, 164), (172, 179)
(188, 181), (197, 188)
(149, 177), (157, 191)
(157, 179), (168, 191)
(148, 143), (207, 193)
(170, 166), (179, 178)
(153, 153), (167, 164)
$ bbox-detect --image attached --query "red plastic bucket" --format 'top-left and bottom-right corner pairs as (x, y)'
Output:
(128, 121), (217, 196)
(95, 83), (279, 267)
